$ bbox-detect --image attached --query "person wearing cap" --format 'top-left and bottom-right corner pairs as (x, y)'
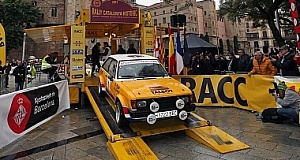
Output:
(248, 51), (277, 76)
(271, 44), (300, 76)
(273, 81), (299, 123)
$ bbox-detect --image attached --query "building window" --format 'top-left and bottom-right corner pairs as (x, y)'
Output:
(51, 7), (57, 17)
(163, 10), (165, 14)
(264, 41), (269, 47)
(205, 23), (207, 27)
(163, 17), (166, 24)
(191, 16), (193, 20)
(246, 29), (249, 32)
(154, 12), (156, 16)
(262, 31), (268, 39)
(204, 11), (206, 15)
(195, 28), (197, 32)
(154, 19), (157, 25)
(175, 6), (177, 11)
(254, 41), (259, 48)
(194, 17), (196, 21)
(192, 28), (194, 31)
(170, 9), (173, 13)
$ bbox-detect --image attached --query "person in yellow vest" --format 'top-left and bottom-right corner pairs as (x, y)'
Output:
(41, 53), (61, 82)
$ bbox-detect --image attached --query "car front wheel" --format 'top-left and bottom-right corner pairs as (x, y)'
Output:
(115, 101), (127, 127)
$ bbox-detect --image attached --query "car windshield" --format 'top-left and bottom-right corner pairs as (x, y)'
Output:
(117, 60), (169, 79)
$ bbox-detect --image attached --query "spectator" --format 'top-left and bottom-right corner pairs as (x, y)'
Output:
(102, 42), (111, 60)
(13, 61), (26, 91)
(214, 54), (227, 72)
(127, 44), (138, 54)
(226, 52), (238, 73)
(248, 51), (277, 76)
(237, 49), (250, 72)
(191, 52), (206, 75)
(271, 44), (300, 76)
(273, 82), (299, 123)
(91, 42), (101, 77)
(4, 61), (11, 88)
(116, 45), (126, 54)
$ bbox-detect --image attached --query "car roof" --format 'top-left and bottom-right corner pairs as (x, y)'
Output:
(109, 54), (158, 61)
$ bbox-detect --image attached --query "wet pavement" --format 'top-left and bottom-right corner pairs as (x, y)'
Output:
(1, 75), (300, 160)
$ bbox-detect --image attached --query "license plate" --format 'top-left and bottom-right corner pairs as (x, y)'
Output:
(155, 110), (178, 118)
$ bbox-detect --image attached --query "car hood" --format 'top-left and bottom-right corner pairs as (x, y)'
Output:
(120, 78), (191, 99)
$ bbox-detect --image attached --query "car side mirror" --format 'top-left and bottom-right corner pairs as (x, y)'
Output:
(108, 75), (114, 81)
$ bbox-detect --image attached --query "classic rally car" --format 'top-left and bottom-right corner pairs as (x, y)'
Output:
(98, 54), (195, 126)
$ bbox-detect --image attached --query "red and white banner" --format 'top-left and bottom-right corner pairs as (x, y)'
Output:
(0, 80), (70, 149)
(289, 0), (300, 50)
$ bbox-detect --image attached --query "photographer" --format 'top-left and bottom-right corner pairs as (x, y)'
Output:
(273, 82), (299, 123)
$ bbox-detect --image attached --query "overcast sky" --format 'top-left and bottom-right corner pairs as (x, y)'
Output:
(135, 0), (220, 9)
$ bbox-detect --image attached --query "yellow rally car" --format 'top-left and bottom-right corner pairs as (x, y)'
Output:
(98, 54), (195, 126)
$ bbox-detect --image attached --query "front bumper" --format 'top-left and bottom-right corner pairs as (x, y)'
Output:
(127, 103), (196, 122)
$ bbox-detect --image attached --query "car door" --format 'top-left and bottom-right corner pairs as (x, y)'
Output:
(100, 58), (112, 93)
(107, 60), (118, 101)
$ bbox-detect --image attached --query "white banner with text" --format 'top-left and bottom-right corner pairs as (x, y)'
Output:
(0, 80), (70, 149)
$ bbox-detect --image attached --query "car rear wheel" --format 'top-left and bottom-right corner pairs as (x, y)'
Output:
(115, 101), (127, 127)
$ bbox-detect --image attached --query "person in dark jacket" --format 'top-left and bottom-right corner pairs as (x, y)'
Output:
(271, 45), (300, 76)
(13, 61), (26, 91)
(237, 49), (250, 72)
(4, 61), (11, 88)
(127, 44), (138, 54)
(116, 45), (126, 54)
(91, 42), (101, 77)
(191, 53), (206, 75)
(226, 52), (238, 73)
(214, 54), (227, 73)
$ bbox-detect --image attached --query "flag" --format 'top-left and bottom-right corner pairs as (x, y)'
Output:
(0, 23), (6, 65)
(176, 30), (183, 74)
(168, 27), (175, 75)
(159, 28), (165, 66)
(183, 27), (190, 67)
(153, 26), (159, 58)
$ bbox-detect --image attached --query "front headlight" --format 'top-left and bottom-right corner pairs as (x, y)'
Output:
(137, 101), (147, 108)
(182, 96), (189, 103)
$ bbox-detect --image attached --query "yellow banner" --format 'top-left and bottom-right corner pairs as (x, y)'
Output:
(173, 75), (276, 112)
(141, 26), (154, 55)
(70, 26), (85, 83)
(0, 23), (6, 65)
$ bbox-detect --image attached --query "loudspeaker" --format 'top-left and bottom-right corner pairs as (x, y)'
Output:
(170, 14), (186, 27)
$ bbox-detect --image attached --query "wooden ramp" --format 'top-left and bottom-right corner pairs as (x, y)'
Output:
(186, 126), (250, 154)
(107, 137), (158, 160)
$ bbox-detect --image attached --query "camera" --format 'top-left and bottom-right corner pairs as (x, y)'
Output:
(268, 82), (278, 94)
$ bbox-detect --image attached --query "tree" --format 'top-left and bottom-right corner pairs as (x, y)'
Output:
(219, 38), (224, 54)
(204, 34), (209, 42)
(219, 0), (290, 47)
(226, 39), (231, 52)
(0, 0), (39, 54)
(233, 36), (238, 54)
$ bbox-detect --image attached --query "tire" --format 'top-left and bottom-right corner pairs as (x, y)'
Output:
(115, 101), (127, 127)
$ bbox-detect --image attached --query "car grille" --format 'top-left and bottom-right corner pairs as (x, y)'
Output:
(139, 96), (184, 112)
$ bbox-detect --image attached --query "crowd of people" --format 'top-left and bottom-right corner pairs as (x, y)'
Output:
(190, 44), (300, 77)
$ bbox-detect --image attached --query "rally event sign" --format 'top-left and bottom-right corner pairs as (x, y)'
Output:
(70, 26), (86, 83)
(0, 80), (70, 149)
(0, 23), (6, 65)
